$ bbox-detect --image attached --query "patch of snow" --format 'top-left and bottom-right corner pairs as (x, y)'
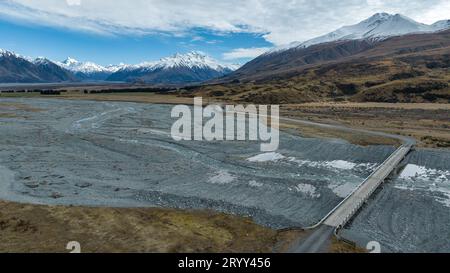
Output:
(399, 164), (450, 183)
(288, 157), (377, 172)
(328, 182), (355, 198)
(247, 152), (285, 162)
(324, 160), (357, 170)
(399, 164), (428, 179)
(395, 164), (450, 207)
(294, 183), (320, 198)
(208, 170), (236, 184)
(248, 180), (263, 188)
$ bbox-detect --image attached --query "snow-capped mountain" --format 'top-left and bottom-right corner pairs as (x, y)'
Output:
(119, 51), (238, 72)
(107, 51), (237, 84)
(271, 13), (450, 53)
(57, 57), (125, 81)
(0, 49), (76, 83)
(58, 57), (123, 74)
(0, 49), (236, 84)
(222, 13), (450, 83)
(432, 19), (450, 31)
(0, 48), (20, 58)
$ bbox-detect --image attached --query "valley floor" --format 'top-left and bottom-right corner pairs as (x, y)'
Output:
(43, 91), (450, 148)
(0, 96), (371, 253)
(1, 92), (447, 253)
(281, 102), (450, 148)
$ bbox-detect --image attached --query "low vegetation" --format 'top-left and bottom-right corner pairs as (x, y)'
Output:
(181, 56), (450, 104)
(0, 201), (304, 253)
(281, 102), (450, 148)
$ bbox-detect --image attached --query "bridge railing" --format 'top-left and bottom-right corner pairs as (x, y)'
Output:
(335, 145), (411, 229)
(306, 144), (409, 230)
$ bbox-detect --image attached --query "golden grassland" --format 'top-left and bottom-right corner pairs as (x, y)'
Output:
(0, 201), (306, 253)
(184, 57), (450, 104)
(279, 122), (401, 147)
(0, 200), (364, 253)
(329, 237), (366, 253)
(280, 102), (450, 148)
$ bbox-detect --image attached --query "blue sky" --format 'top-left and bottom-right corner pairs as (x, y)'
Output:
(0, 0), (448, 66)
(0, 18), (271, 65)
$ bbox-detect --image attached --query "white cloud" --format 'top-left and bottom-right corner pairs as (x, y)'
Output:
(222, 47), (271, 60)
(66, 0), (81, 6)
(0, 0), (449, 46)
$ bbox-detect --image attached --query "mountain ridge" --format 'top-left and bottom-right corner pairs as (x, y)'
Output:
(0, 49), (76, 83)
(188, 29), (450, 104)
(107, 52), (237, 84)
(269, 13), (450, 54)
(221, 13), (450, 83)
(0, 50), (237, 84)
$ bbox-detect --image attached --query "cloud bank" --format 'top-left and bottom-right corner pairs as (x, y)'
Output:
(222, 47), (271, 60)
(0, 0), (449, 46)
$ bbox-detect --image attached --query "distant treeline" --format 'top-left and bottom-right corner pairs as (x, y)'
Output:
(0, 89), (67, 95)
(84, 87), (177, 94)
(0, 86), (199, 95)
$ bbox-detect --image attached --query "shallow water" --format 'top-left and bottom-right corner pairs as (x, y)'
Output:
(0, 98), (396, 229)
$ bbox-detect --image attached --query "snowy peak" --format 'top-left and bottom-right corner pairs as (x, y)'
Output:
(107, 51), (236, 84)
(302, 13), (429, 48)
(359, 13), (429, 37)
(62, 57), (79, 66)
(33, 57), (54, 65)
(57, 52), (237, 75)
(1, 48), (236, 84)
(0, 48), (21, 59)
(363, 12), (417, 26)
(135, 51), (237, 72)
(0, 49), (38, 65)
(0, 48), (10, 56)
(271, 13), (450, 53)
(58, 57), (118, 74)
(432, 19), (450, 31)
(0, 50), (76, 83)
(159, 51), (218, 69)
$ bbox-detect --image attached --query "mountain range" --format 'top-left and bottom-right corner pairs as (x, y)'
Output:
(271, 13), (450, 52)
(0, 51), (237, 84)
(192, 13), (450, 103)
(56, 57), (125, 81)
(0, 50), (76, 83)
(107, 52), (238, 84)
(0, 13), (449, 91)
(224, 13), (450, 81)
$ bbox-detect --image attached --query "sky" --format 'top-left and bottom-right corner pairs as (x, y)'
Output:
(0, 0), (449, 65)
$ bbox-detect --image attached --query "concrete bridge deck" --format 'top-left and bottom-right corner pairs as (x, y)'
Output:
(289, 144), (413, 253)
(323, 144), (413, 228)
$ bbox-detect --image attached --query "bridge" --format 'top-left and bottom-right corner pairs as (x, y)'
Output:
(290, 144), (413, 253)
(279, 117), (415, 253)
(324, 144), (413, 228)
